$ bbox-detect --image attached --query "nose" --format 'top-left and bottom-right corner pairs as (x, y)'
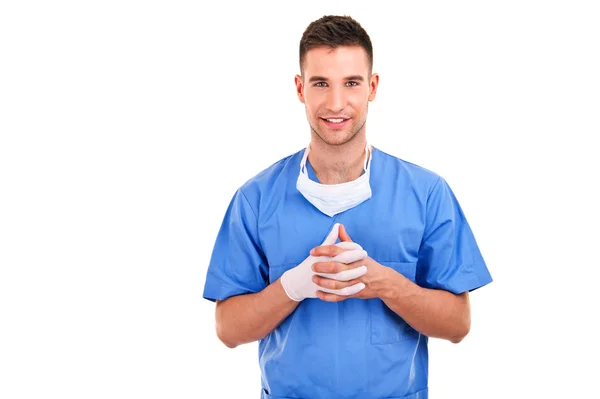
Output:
(325, 86), (344, 113)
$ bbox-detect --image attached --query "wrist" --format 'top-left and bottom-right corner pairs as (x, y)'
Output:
(379, 266), (413, 302)
(279, 271), (302, 302)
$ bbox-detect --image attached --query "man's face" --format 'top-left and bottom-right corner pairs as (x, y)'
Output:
(295, 45), (379, 146)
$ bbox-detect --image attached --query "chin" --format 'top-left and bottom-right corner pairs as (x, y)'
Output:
(326, 131), (360, 146)
(310, 119), (361, 146)
(322, 136), (354, 147)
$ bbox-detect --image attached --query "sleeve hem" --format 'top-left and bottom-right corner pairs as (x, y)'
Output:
(451, 270), (493, 294)
(203, 274), (260, 303)
(426, 264), (493, 295)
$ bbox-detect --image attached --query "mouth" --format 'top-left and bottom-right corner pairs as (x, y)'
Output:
(321, 117), (350, 129)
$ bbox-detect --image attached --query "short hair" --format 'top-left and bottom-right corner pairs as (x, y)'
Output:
(299, 15), (373, 75)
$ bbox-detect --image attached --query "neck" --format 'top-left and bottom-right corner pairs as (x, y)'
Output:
(307, 133), (369, 185)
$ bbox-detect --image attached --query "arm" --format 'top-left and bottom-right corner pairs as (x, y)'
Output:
(311, 256), (470, 343)
(379, 267), (470, 343)
(310, 224), (471, 343)
(212, 223), (368, 348)
(215, 278), (298, 348)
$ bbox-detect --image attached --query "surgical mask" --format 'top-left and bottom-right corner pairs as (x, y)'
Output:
(296, 144), (372, 217)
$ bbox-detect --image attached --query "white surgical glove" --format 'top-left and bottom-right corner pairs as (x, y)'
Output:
(280, 223), (368, 301)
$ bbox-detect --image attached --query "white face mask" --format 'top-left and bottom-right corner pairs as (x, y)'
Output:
(296, 144), (373, 217)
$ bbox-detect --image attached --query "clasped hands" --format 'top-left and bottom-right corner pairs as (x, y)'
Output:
(281, 223), (391, 302)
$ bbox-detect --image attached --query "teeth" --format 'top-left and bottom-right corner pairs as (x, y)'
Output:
(326, 118), (344, 123)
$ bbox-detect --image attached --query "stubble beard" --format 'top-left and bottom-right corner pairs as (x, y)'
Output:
(308, 112), (368, 147)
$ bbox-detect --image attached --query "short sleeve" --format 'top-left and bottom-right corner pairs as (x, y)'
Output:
(416, 177), (493, 294)
(202, 189), (268, 302)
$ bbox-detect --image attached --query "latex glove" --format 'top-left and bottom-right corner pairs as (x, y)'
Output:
(280, 223), (368, 302)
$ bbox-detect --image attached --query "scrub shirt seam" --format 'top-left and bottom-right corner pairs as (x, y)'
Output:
(423, 176), (443, 233)
(378, 260), (417, 264)
(239, 189), (259, 220)
(427, 176), (443, 202)
(416, 176), (443, 281)
(237, 188), (270, 287)
(238, 188), (264, 258)
(269, 262), (300, 269)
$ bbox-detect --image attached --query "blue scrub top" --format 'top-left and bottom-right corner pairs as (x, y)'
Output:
(203, 146), (492, 399)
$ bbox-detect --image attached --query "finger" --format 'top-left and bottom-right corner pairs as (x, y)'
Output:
(311, 245), (347, 258)
(331, 265), (367, 281)
(311, 255), (330, 264)
(339, 224), (353, 242)
(318, 286), (347, 294)
(312, 275), (351, 290)
(315, 258), (367, 277)
(311, 243), (364, 260)
(321, 223), (340, 245)
(336, 282), (365, 296)
(331, 249), (367, 264)
(312, 260), (346, 274)
(317, 283), (365, 301)
(316, 265), (365, 281)
(316, 291), (346, 302)
(334, 242), (362, 251)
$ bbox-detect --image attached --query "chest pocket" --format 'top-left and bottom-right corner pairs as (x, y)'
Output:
(370, 261), (419, 345)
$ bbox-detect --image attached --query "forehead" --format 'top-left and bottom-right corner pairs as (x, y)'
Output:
(303, 45), (370, 78)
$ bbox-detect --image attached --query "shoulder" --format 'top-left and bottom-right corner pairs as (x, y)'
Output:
(372, 146), (443, 193)
(236, 148), (304, 206)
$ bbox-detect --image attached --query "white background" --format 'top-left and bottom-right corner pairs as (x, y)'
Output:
(1, 1), (599, 398)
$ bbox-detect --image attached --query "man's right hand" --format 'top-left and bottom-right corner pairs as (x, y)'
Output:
(280, 223), (368, 301)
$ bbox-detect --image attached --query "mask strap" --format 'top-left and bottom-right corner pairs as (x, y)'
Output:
(363, 144), (372, 171)
(300, 144), (311, 174)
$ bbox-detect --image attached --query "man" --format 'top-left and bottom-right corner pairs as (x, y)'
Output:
(203, 15), (492, 399)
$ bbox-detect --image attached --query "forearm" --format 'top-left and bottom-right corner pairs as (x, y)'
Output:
(380, 270), (471, 343)
(215, 278), (299, 348)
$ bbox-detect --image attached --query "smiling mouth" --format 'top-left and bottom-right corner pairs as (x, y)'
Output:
(320, 117), (350, 128)
(322, 117), (346, 123)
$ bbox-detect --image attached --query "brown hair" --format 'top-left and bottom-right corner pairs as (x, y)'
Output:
(299, 15), (373, 75)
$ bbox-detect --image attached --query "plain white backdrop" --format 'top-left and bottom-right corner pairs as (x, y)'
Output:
(1, 1), (599, 398)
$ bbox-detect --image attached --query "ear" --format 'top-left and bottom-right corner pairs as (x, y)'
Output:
(295, 74), (305, 104)
(368, 73), (379, 102)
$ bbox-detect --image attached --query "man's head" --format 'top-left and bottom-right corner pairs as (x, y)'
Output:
(295, 15), (379, 146)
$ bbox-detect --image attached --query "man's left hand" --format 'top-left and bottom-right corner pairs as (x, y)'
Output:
(310, 224), (402, 302)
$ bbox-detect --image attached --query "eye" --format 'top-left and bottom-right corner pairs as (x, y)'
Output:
(346, 81), (359, 87)
(314, 82), (327, 87)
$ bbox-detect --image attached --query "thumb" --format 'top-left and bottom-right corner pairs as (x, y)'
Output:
(339, 224), (353, 243)
(321, 223), (340, 245)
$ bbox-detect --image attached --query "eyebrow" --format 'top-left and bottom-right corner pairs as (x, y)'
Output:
(308, 75), (365, 83)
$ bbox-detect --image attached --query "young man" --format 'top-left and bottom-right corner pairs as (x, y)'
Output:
(203, 15), (492, 399)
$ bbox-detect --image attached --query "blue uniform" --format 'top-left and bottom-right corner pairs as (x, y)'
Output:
(203, 146), (493, 399)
